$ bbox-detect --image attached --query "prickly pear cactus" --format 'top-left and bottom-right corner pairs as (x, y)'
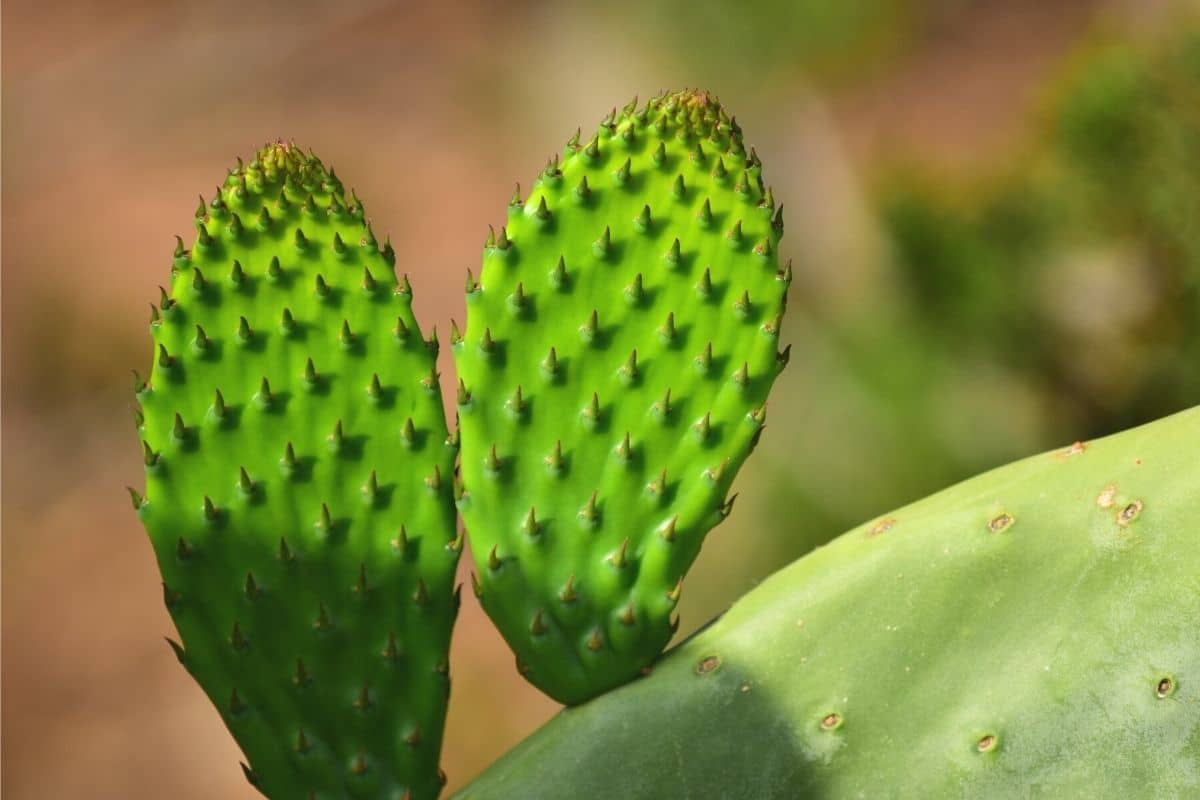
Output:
(455, 90), (790, 704)
(455, 406), (1200, 799)
(132, 143), (460, 799)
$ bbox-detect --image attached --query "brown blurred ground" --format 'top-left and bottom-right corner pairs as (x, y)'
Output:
(0, 0), (1166, 796)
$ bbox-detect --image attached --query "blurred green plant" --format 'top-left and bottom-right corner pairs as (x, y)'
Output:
(749, 24), (1200, 579)
(881, 26), (1200, 437)
(578, 0), (917, 88)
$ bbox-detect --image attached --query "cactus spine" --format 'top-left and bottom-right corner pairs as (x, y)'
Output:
(455, 90), (790, 705)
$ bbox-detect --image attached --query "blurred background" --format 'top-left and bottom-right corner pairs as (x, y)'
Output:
(5, 0), (1200, 796)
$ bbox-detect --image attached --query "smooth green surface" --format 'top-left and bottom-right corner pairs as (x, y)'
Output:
(456, 91), (790, 704)
(456, 406), (1200, 798)
(135, 143), (459, 799)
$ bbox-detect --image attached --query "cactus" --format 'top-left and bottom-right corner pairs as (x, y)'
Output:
(454, 90), (790, 705)
(132, 142), (460, 799)
(130, 86), (1200, 800)
(454, 406), (1200, 798)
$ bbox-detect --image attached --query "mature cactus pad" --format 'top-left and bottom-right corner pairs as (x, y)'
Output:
(455, 90), (789, 704)
(456, 407), (1200, 798)
(133, 143), (459, 799)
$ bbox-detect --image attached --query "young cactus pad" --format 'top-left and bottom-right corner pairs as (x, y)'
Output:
(132, 143), (460, 799)
(456, 407), (1200, 798)
(455, 90), (790, 705)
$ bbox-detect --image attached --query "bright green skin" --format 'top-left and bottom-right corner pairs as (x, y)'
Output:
(455, 91), (790, 705)
(456, 407), (1200, 798)
(134, 143), (459, 799)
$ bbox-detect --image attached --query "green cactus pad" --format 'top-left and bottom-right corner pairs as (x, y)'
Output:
(133, 143), (459, 799)
(456, 406), (1200, 798)
(455, 91), (790, 705)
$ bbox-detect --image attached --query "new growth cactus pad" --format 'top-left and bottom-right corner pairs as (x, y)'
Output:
(455, 407), (1200, 799)
(455, 90), (790, 705)
(133, 143), (460, 799)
